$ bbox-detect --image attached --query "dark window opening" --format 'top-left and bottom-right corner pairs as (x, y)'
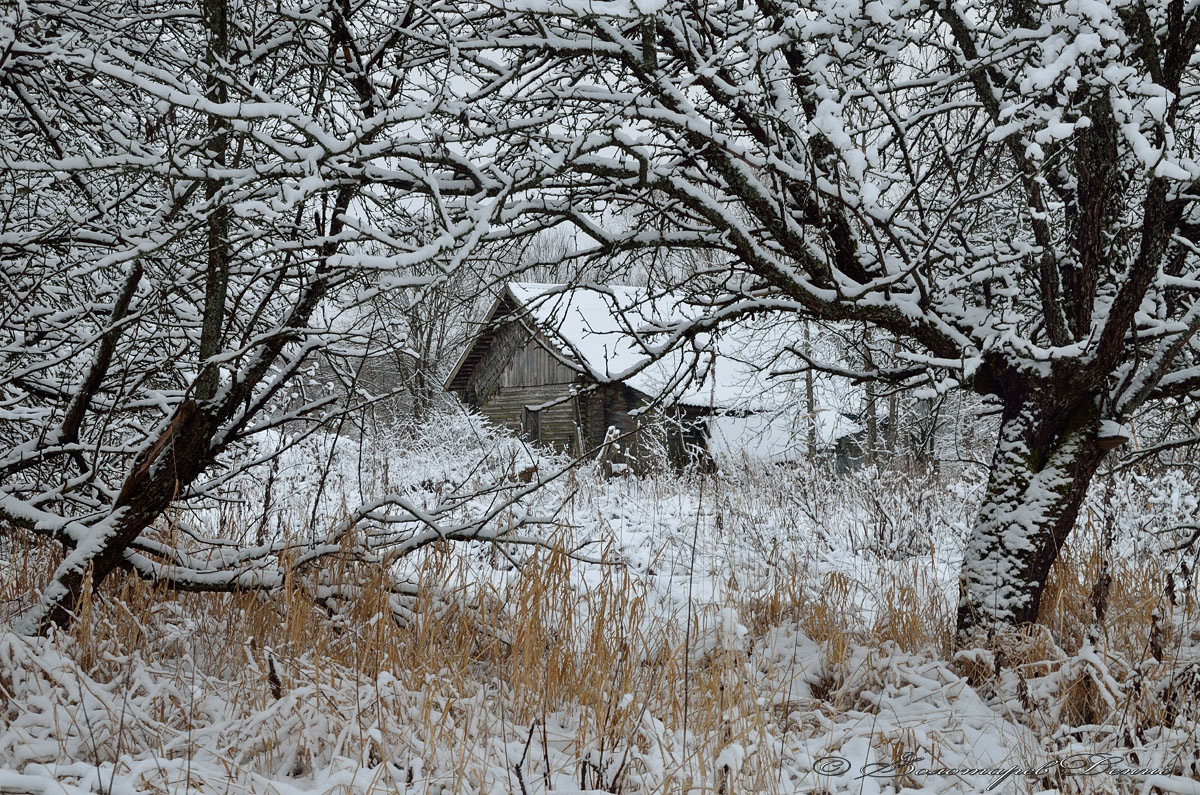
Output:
(522, 406), (541, 443)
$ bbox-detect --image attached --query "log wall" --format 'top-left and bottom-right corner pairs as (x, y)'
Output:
(459, 323), (710, 469)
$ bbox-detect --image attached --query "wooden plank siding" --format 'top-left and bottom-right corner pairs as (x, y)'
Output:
(465, 323), (568, 402)
(449, 309), (710, 471)
(596, 385), (711, 471)
(466, 324), (589, 454)
(479, 384), (582, 454)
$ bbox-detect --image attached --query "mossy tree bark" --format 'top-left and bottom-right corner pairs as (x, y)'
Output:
(956, 388), (1108, 641)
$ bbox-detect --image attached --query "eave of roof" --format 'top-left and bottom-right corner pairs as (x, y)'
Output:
(443, 284), (590, 393)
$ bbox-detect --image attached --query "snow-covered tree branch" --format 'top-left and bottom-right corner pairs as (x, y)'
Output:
(472, 0), (1200, 640)
(0, 0), (541, 632)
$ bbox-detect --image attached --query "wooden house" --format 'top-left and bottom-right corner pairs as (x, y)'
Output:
(444, 283), (865, 470)
(444, 284), (710, 468)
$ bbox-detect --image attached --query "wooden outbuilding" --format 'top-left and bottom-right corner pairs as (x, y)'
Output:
(445, 283), (864, 471)
(444, 284), (711, 469)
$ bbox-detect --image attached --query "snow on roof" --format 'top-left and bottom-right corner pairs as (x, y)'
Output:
(504, 283), (863, 445)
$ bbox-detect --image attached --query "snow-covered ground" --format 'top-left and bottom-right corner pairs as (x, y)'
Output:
(1, 413), (1198, 794)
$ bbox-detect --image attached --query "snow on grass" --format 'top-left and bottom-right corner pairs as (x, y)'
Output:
(1, 412), (1198, 794)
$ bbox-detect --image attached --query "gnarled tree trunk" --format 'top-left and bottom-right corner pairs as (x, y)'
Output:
(956, 392), (1108, 642)
(22, 401), (217, 633)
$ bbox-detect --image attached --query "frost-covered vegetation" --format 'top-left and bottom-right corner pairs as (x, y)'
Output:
(2, 413), (1197, 794)
(7, 0), (1200, 790)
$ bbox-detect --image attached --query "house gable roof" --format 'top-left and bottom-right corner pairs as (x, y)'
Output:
(444, 282), (705, 400)
(445, 283), (864, 445)
(443, 284), (591, 396)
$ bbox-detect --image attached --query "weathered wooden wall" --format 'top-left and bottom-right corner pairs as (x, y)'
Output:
(466, 327), (585, 453)
(478, 384), (581, 453)
(594, 385), (710, 471)
(466, 324), (576, 403)
(455, 320), (710, 469)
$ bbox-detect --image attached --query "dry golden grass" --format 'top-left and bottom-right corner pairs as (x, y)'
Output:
(1, 481), (1197, 794)
(1037, 515), (1173, 659)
